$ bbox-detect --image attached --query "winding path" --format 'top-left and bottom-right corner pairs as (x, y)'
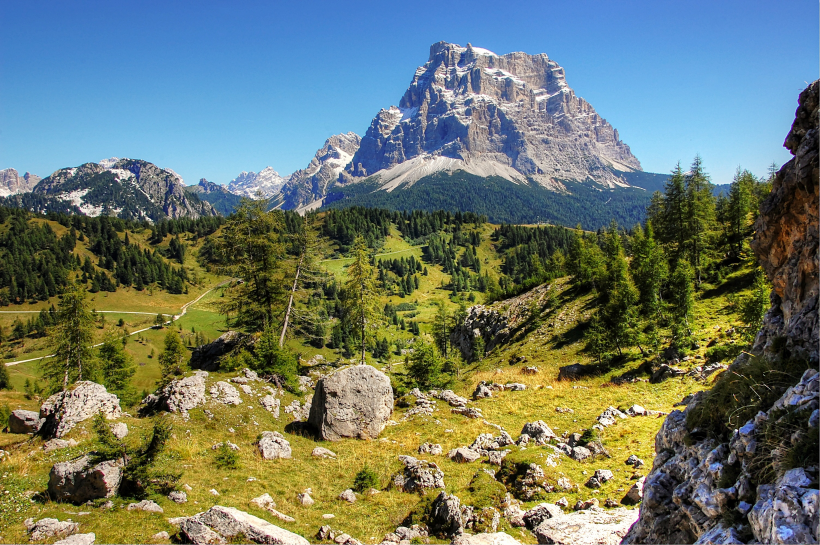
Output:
(2, 280), (230, 367)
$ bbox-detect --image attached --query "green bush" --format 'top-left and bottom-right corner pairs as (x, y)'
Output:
(353, 465), (379, 493)
(214, 443), (239, 470)
(251, 326), (298, 389)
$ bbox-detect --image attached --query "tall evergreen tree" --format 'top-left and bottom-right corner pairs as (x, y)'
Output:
(668, 260), (695, 349)
(42, 285), (95, 393)
(343, 235), (381, 364)
(217, 198), (284, 332)
(661, 163), (688, 260)
(684, 155), (716, 284)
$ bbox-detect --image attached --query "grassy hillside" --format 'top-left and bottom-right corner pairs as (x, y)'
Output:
(0, 206), (761, 543)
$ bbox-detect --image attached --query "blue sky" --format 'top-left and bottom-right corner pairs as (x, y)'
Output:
(1, 0), (817, 186)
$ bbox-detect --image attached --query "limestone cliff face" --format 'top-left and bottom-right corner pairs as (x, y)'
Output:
(622, 81), (819, 544)
(344, 42), (641, 191)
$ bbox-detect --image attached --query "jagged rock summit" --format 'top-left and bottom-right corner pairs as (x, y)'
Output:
(227, 166), (288, 199)
(0, 168), (40, 196)
(30, 158), (216, 222)
(278, 132), (361, 211)
(340, 42), (641, 191)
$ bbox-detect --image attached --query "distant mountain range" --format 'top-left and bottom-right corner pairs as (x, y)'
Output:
(2, 42), (673, 226)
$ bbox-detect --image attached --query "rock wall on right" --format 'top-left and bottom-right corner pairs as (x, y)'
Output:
(622, 81), (819, 544)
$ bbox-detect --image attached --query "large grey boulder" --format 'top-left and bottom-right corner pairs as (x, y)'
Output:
(450, 533), (521, 545)
(39, 382), (122, 438)
(140, 371), (207, 416)
(48, 455), (124, 503)
(392, 455), (445, 493)
(428, 492), (463, 537)
(178, 505), (309, 545)
(532, 508), (638, 545)
(9, 409), (42, 434)
(308, 365), (393, 441)
(257, 431), (292, 460)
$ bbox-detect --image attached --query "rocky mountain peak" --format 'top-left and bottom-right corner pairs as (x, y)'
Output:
(342, 41), (641, 190)
(0, 168), (40, 197)
(277, 132), (361, 211)
(227, 166), (288, 199)
(30, 158), (216, 221)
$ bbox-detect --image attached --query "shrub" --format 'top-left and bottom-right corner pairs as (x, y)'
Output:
(92, 412), (180, 498)
(214, 443), (239, 470)
(251, 326), (298, 389)
(686, 356), (811, 442)
(353, 465), (379, 493)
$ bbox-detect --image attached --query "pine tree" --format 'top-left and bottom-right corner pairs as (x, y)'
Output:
(157, 330), (187, 387)
(406, 337), (445, 389)
(684, 155), (716, 285)
(343, 235), (381, 364)
(41, 285), (96, 393)
(661, 163), (688, 260)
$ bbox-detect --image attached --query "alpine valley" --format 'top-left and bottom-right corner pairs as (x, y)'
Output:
(2, 43), (669, 228)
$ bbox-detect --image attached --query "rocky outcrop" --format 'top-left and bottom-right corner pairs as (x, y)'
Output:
(451, 284), (553, 360)
(48, 455), (124, 503)
(39, 382), (122, 439)
(392, 455), (445, 493)
(9, 409), (42, 434)
(308, 365), (393, 441)
(190, 332), (255, 371)
(624, 81), (820, 544)
(140, 371), (207, 417)
(176, 505), (309, 545)
(749, 80), (819, 365)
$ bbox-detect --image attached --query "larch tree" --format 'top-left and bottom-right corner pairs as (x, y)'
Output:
(42, 285), (96, 393)
(343, 235), (382, 365)
(217, 197), (285, 332)
(684, 155), (716, 285)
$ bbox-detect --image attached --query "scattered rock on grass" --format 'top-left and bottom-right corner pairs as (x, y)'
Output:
(392, 455), (445, 493)
(210, 382), (242, 405)
(54, 533), (95, 545)
(308, 365), (393, 441)
(48, 455), (124, 503)
(25, 518), (80, 541)
(177, 505), (309, 545)
(257, 431), (292, 460)
(127, 500), (163, 513)
(140, 372), (207, 417)
(533, 507), (638, 544)
(428, 491), (464, 537)
(338, 489), (356, 503)
(168, 491), (188, 504)
(522, 503), (563, 529)
(520, 421), (557, 445)
(312, 447), (336, 459)
(418, 442), (443, 455)
(259, 395), (280, 418)
(448, 447), (481, 463)
(43, 439), (79, 453)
